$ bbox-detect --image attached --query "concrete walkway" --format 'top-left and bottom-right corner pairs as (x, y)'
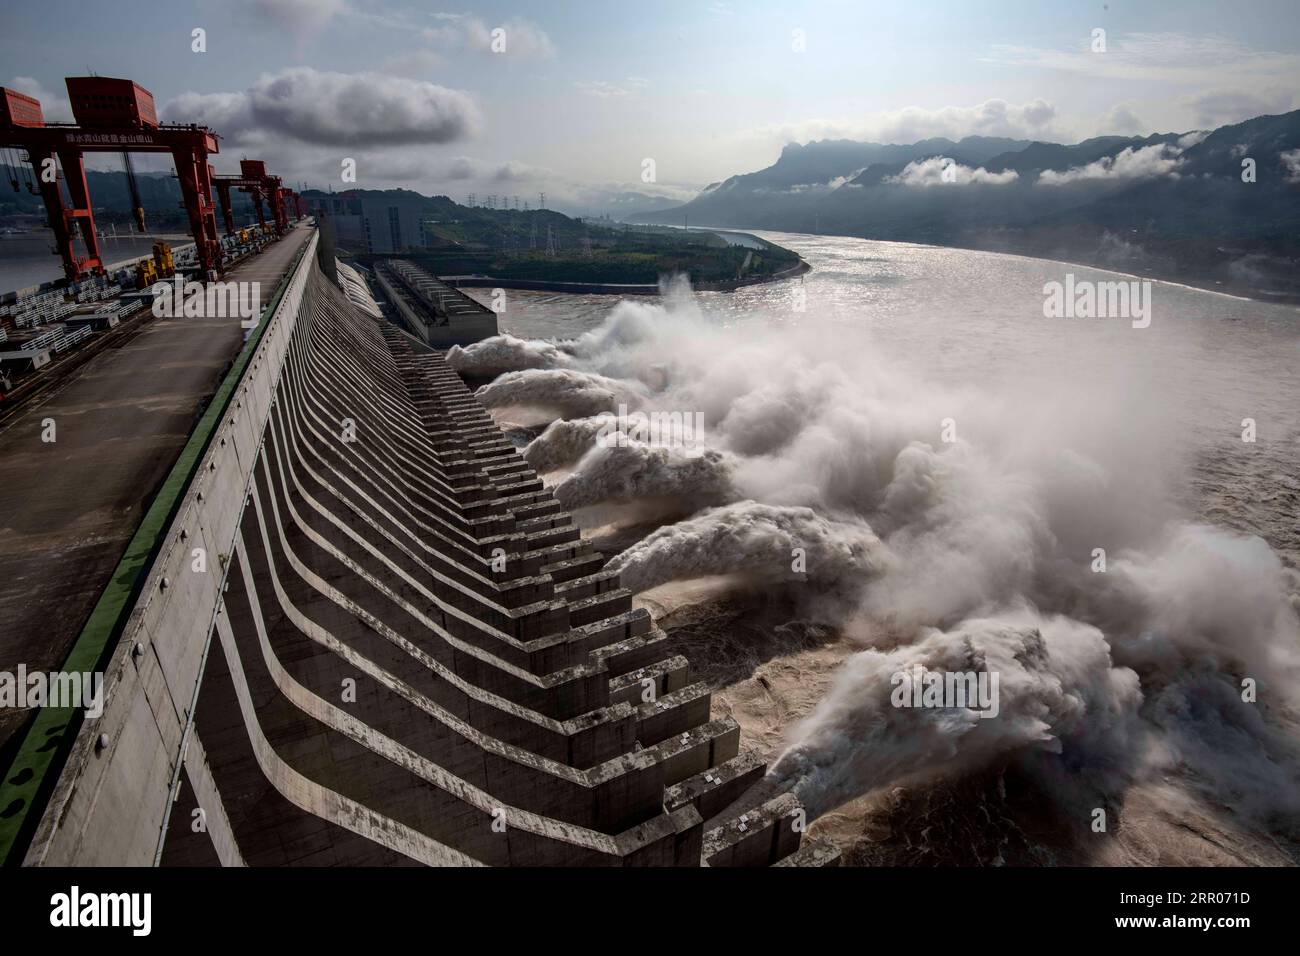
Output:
(0, 225), (311, 753)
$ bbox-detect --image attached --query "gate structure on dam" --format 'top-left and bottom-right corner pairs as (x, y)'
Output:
(12, 229), (836, 867)
(372, 258), (499, 349)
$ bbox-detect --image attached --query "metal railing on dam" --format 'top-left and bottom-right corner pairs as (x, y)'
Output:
(9, 238), (837, 867)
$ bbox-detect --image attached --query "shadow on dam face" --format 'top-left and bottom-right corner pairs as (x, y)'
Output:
(16, 242), (836, 868)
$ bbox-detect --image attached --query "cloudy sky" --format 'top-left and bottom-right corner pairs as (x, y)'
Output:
(3, 0), (1299, 213)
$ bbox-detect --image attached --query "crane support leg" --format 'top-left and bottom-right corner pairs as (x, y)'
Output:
(28, 148), (81, 282)
(55, 149), (104, 277)
(215, 180), (235, 236)
(172, 146), (222, 276)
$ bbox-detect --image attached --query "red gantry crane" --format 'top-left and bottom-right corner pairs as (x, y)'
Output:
(284, 188), (305, 222)
(0, 76), (223, 281)
(217, 159), (291, 235)
(212, 158), (278, 237)
(265, 173), (288, 234)
(215, 159), (305, 237)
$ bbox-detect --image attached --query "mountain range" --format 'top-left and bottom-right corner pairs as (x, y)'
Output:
(630, 111), (1300, 300)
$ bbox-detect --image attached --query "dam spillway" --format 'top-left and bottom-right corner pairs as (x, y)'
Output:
(13, 229), (835, 867)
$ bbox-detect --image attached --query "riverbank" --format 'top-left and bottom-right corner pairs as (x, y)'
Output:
(440, 257), (810, 296)
(351, 219), (809, 293)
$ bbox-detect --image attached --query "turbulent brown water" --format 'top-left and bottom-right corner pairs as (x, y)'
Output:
(456, 231), (1300, 866)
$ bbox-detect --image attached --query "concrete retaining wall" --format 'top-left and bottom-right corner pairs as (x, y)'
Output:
(441, 258), (811, 296)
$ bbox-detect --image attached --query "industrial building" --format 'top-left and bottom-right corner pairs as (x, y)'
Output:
(314, 191), (444, 254)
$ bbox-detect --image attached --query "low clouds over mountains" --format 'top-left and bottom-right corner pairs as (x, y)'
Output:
(632, 110), (1300, 298)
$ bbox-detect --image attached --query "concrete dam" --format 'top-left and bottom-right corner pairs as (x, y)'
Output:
(10, 227), (836, 867)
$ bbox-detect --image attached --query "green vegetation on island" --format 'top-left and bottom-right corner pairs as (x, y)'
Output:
(312, 189), (804, 286)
